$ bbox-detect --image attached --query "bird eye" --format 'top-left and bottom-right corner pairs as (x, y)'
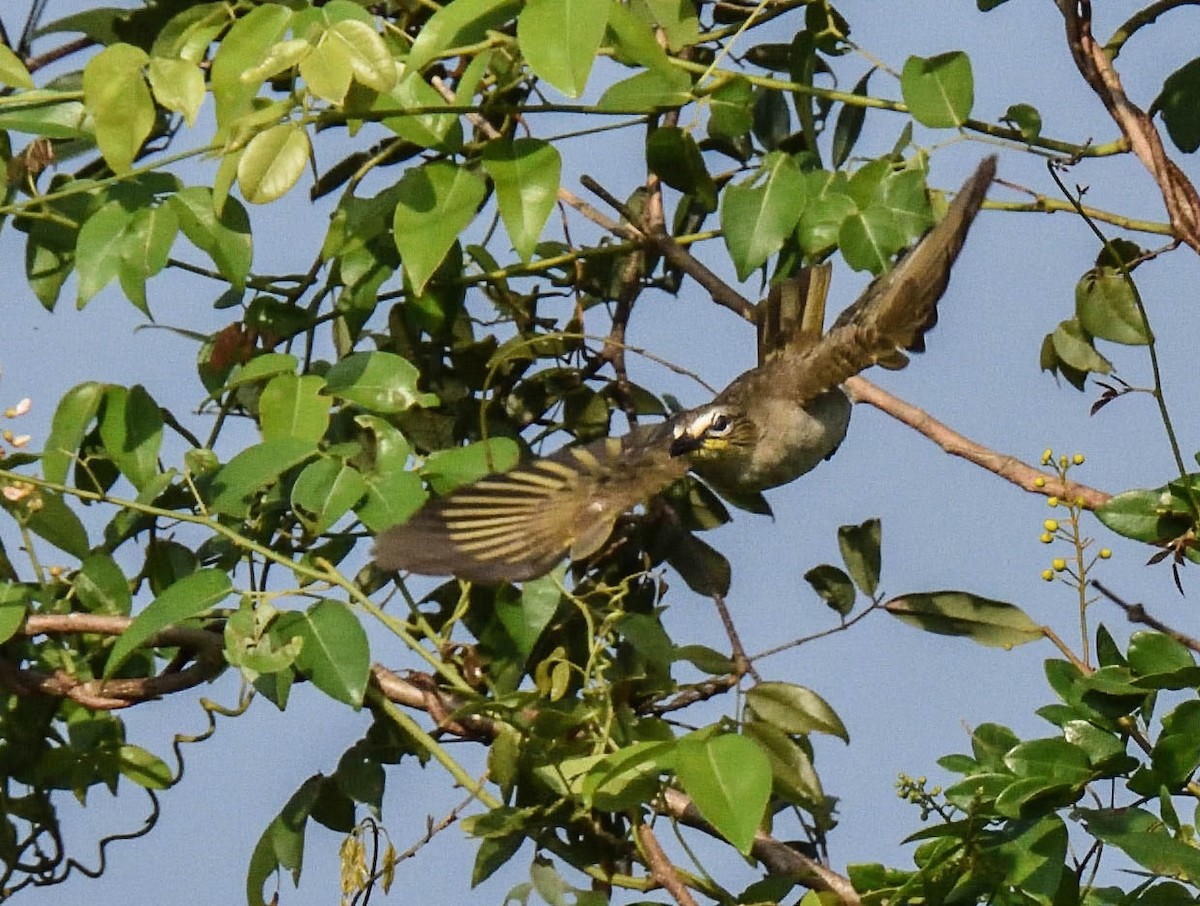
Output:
(709, 413), (731, 434)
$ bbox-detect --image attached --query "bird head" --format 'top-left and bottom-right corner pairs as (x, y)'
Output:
(668, 405), (753, 462)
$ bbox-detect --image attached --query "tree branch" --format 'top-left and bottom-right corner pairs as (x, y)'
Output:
(845, 376), (1110, 509)
(1055, 0), (1200, 252)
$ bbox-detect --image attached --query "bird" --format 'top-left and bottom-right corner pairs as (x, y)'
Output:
(374, 156), (997, 584)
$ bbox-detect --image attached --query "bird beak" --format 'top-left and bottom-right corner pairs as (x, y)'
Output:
(669, 431), (703, 458)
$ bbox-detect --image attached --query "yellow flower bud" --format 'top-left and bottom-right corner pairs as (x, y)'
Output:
(1041, 569), (1054, 581)
(1099, 548), (1112, 560)
(1034, 476), (1046, 488)
(1073, 453), (1085, 465)
(1040, 532), (1053, 544)
(1052, 558), (1067, 571)
(1044, 519), (1059, 532)
(1047, 496), (1058, 508)
(1041, 448), (1053, 465)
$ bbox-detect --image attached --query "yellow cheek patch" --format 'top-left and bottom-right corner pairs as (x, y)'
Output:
(694, 437), (731, 459)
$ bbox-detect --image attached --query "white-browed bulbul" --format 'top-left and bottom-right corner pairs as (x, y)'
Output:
(374, 157), (997, 583)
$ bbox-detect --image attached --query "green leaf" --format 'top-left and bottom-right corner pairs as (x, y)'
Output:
(119, 744), (173, 790)
(803, 564), (855, 617)
(393, 161), (487, 293)
(0, 582), (31, 644)
(147, 57), (206, 126)
(797, 170), (856, 258)
(43, 381), (106, 484)
(170, 187), (253, 290)
(646, 127), (716, 212)
(720, 151), (805, 280)
(376, 70), (463, 151)
(356, 469), (426, 532)
(607, 0), (676, 78)
(831, 69), (872, 169)
(76, 200), (135, 307)
(676, 733), (771, 855)
(481, 138), (561, 262)
(259, 374), (330, 443)
(1079, 807), (1200, 882)
(517, 0), (609, 98)
(1151, 700), (1200, 784)
(972, 722), (1020, 770)
(637, 0), (699, 51)
(152, 2), (230, 62)
(901, 51), (974, 128)
(1004, 738), (1093, 785)
(1156, 57), (1200, 154)
(877, 168), (933, 242)
(209, 438), (318, 517)
(991, 815), (1067, 901)
(0, 44), (34, 89)
(496, 567), (562, 658)
(742, 721), (823, 806)
(23, 492), (90, 559)
(421, 438), (521, 494)
(839, 205), (905, 275)
(885, 591), (1044, 648)
(238, 123), (311, 204)
(1128, 630), (1195, 678)
(226, 353), (301, 390)
(291, 458), (368, 535)
(1095, 487), (1178, 543)
(472, 834), (525, 887)
(287, 599), (370, 707)
(104, 569), (233, 678)
(316, 19), (396, 99)
(99, 385), (164, 491)
(1075, 267), (1151, 345)
(0, 90), (90, 138)
(665, 530), (731, 596)
(323, 351), (436, 414)
(1003, 103), (1042, 143)
(837, 517), (881, 596)
(582, 740), (675, 811)
(596, 67), (692, 112)
(83, 43), (154, 174)
(746, 681), (849, 741)
(406, 0), (521, 74)
(707, 76), (754, 140)
(119, 203), (180, 314)
(211, 3), (293, 131)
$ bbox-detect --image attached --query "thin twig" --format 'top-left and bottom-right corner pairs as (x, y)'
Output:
(1093, 580), (1200, 653)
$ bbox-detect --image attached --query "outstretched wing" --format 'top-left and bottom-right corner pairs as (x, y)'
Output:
(756, 263), (833, 366)
(768, 156), (996, 401)
(372, 424), (687, 583)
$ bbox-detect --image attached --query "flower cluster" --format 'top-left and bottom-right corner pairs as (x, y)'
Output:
(1033, 448), (1110, 584)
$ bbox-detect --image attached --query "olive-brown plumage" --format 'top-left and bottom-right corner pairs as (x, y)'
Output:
(374, 157), (997, 583)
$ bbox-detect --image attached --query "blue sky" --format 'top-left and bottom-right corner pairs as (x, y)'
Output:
(5, 1), (1200, 903)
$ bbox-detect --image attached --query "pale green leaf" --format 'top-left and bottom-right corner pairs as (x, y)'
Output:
(82, 43), (154, 174)
(238, 122), (310, 204)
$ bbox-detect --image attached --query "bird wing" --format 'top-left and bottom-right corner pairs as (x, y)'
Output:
(769, 155), (996, 401)
(372, 422), (688, 583)
(756, 263), (833, 366)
